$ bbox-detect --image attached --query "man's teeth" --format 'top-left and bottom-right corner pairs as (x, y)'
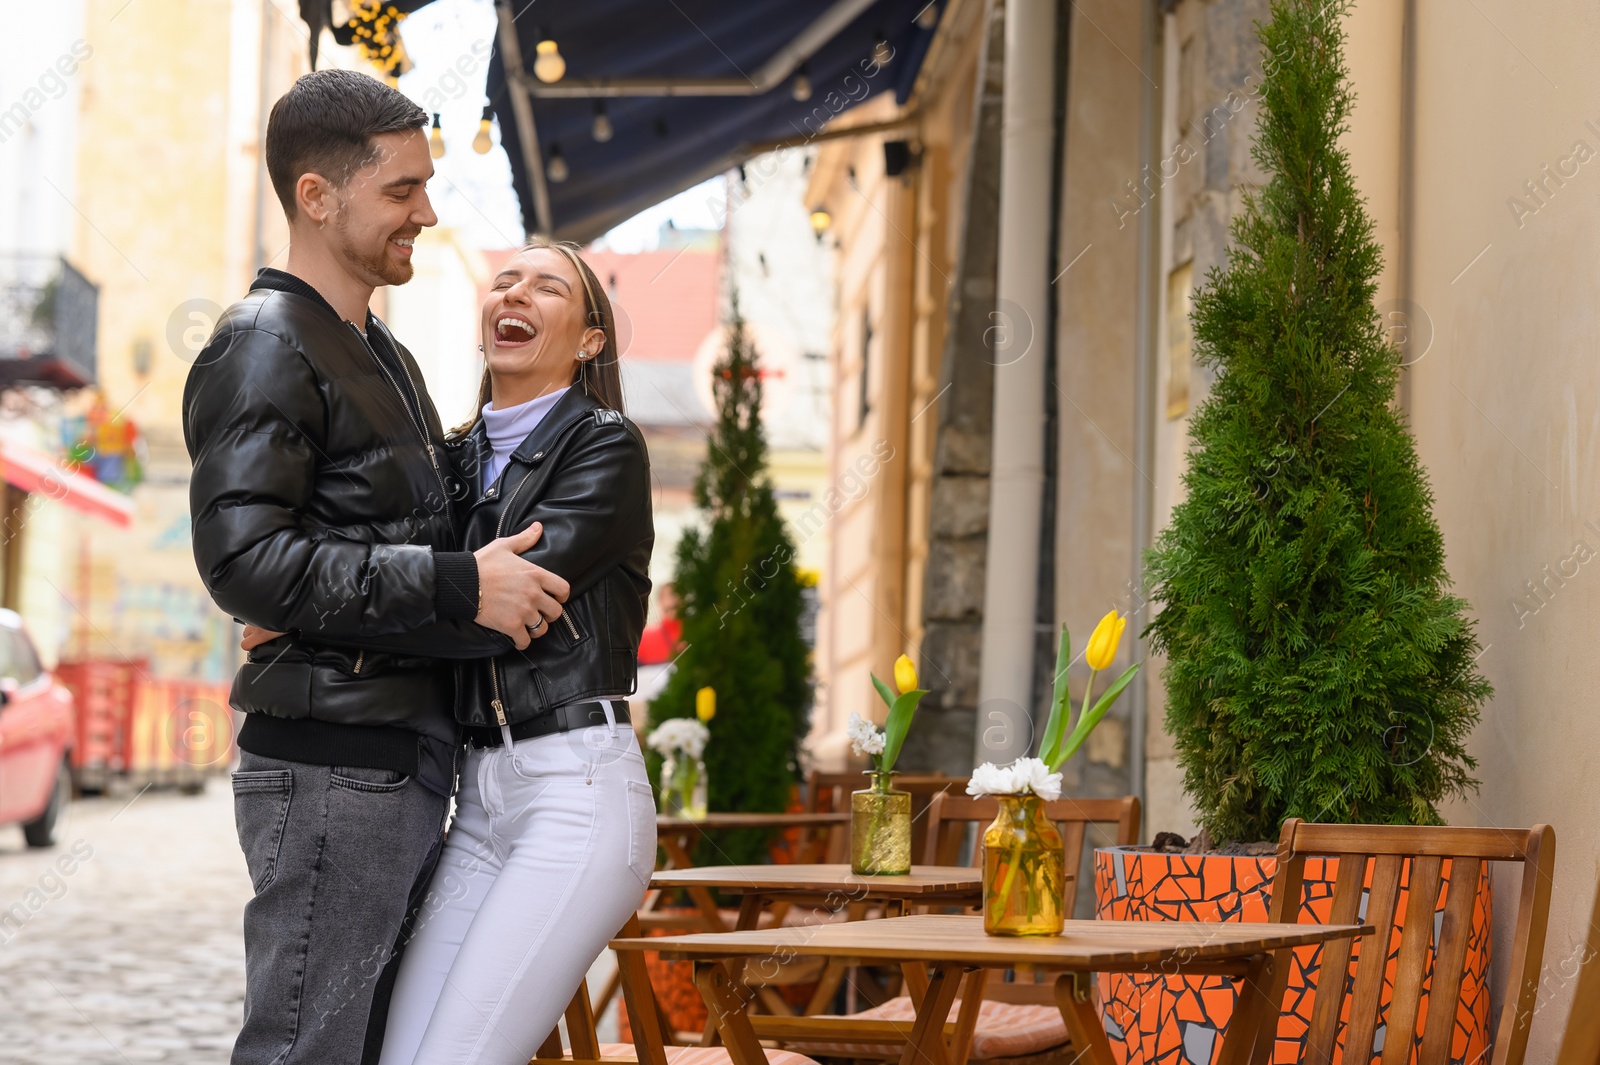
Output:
(391, 237), (414, 247)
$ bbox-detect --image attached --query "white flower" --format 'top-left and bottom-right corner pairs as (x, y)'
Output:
(847, 712), (886, 757)
(647, 717), (710, 759)
(967, 761), (1021, 796)
(966, 757), (1063, 799)
(1013, 757), (1063, 801)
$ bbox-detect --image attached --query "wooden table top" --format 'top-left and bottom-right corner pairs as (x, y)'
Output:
(649, 863), (988, 896)
(613, 913), (1370, 969)
(656, 811), (850, 831)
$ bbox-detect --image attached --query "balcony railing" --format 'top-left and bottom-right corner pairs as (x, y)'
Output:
(0, 254), (98, 389)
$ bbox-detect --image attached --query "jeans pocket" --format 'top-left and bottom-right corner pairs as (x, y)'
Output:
(625, 779), (658, 889)
(233, 769), (293, 893)
(330, 765), (411, 793)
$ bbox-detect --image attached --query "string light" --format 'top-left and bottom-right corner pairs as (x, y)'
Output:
(792, 64), (812, 102)
(547, 142), (569, 183)
(872, 32), (893, 68)
(916, 4), (939, 29)
(429, 113), (445, 159)
(473, 105), (494, 154)
(534, 29), (566, 83)
(591, 101), (613, 143)
(809, 207), (832, 236)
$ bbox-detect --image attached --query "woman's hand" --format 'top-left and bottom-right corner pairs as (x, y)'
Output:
(240, 625), (287, 651)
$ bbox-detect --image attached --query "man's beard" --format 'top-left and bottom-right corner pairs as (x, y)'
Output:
(334, 216), (413, 287)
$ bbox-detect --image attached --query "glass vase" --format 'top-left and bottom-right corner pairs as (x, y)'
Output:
(851, 770), (911, 875)
(982, 794), (1065, 936)
(659, 753), (707, 820)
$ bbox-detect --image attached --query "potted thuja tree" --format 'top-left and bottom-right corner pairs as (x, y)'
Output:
(1099, 1), (1495, 1062)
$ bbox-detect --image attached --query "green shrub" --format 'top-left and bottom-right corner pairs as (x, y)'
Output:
(649, 294), (812, 864)
(1144, 0), (1489, 845)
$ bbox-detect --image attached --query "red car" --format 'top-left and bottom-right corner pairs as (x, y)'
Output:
(0, 610), (74, 846)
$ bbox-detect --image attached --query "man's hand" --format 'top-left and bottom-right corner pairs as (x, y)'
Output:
(240, 625), (287, 651)
(474, 521), (570, 650)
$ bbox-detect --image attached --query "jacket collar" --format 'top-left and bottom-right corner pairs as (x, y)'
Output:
(252, 267), (378, 331)
(508, 387), (603, 465)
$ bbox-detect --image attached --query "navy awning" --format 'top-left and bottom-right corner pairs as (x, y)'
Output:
(484, 0), (946, 242)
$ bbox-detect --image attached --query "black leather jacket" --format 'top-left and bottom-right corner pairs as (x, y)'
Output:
(450, 388), (653, 732)
(183, 269), (509, 760)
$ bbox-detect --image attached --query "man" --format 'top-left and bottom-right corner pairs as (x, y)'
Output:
(183, 69), (560, 1064)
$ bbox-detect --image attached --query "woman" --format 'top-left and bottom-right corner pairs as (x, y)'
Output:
(377, 239), (656, 1065)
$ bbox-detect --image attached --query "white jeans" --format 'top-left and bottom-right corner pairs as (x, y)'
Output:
(380, 706), (656, 1065)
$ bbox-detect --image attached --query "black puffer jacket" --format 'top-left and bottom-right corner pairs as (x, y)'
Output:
(183, 269), (509, 784)
(449, 388), (653, 733)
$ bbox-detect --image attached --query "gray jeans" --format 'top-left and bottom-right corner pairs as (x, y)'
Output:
(230, 750), (448, 1065)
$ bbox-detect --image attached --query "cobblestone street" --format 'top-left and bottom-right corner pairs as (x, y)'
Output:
(0, 781), (249, 1063)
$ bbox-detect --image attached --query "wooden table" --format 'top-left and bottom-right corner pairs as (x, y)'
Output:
(650, 863), (991, 1020)
(611, 912), (1370, 1065)
(648, 813), (851, 934)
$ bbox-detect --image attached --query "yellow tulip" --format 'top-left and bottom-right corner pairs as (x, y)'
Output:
(894, 654), (918, 695)
(1085, 610), (1127, 671)
(695, 686), (716, 722)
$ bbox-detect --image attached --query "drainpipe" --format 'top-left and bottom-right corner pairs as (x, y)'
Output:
(976, 0), (1057, 766)
(1129, 0), (1162, 811)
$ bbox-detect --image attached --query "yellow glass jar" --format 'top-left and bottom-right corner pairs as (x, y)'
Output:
(851, 771), (911, 875)
(982, 795), (1065, 935)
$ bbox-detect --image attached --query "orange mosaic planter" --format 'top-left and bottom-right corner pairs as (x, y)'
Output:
(1092, 847), (1493, 1064)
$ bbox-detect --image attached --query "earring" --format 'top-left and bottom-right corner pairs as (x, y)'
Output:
(477, 344), (484, 352)
(576, 348), (589, 360)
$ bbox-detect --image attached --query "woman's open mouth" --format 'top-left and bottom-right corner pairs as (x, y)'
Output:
(494, 314), (537, 345)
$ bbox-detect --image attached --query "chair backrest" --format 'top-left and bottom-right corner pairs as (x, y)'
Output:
(807, 770), (970, 864)
(921, 792), (1141, 913)
(1554, 871), (1600, 1065)
(1254, 819), (1555, 1065)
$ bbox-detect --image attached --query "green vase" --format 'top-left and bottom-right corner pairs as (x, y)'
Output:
(660, 753), (707, 819)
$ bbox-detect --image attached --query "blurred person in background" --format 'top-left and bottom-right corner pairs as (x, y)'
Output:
(183, 69), (567, 1065)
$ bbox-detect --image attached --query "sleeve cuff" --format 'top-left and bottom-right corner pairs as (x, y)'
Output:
(432, 550), (480, 621)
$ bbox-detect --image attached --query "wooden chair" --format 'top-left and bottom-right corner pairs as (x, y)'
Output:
(531, 915), (823, 1065)
(1249, 819), (1556, 1065)
(771, 793), (1141, 1063)
(806, 770), (969, 865)
(1554, 870), (1600, 1065)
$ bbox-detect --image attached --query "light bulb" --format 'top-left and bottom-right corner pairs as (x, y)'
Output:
(809, 208), (832, 233)
(428, 113), (445, 159)
(792, 70), (812, 101)
(916, 4), (939, 29)
(591, 104), (613, 143)
(534, 37), (566, 83)
(547, 144), (569, 183)
(872, 34), (893, 68)
(473, 105), (494, 154)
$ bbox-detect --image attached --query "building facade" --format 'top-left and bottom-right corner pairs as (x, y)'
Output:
(808, 0), (1600, 1051)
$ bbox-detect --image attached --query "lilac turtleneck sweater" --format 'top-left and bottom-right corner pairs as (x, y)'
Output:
(479, 387), (569, 491)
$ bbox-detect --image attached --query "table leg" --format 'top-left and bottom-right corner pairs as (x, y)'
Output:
(897, 962), (964, 1065)
(734, 894), (766, 931)
(695, 961), (767, 1065)
(901, 961), (930, 1005)
(1216, 953), (1276, 1065)
(1052, 972), (1116, 1065)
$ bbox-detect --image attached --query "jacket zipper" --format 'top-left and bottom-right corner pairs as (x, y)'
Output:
(347, 320), (451, 503)
(487, 467), (539, 726)
(353, 650), (364, 674)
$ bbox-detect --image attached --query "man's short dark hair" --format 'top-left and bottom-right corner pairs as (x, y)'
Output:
(265, 69), (428, 219)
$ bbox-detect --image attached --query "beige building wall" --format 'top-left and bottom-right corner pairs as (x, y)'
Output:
(1397, 2), (1600, 1051)
(803, 2), (984, 770)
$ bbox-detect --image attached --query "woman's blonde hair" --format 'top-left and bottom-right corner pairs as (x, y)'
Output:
(455, 238), (624, 435)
